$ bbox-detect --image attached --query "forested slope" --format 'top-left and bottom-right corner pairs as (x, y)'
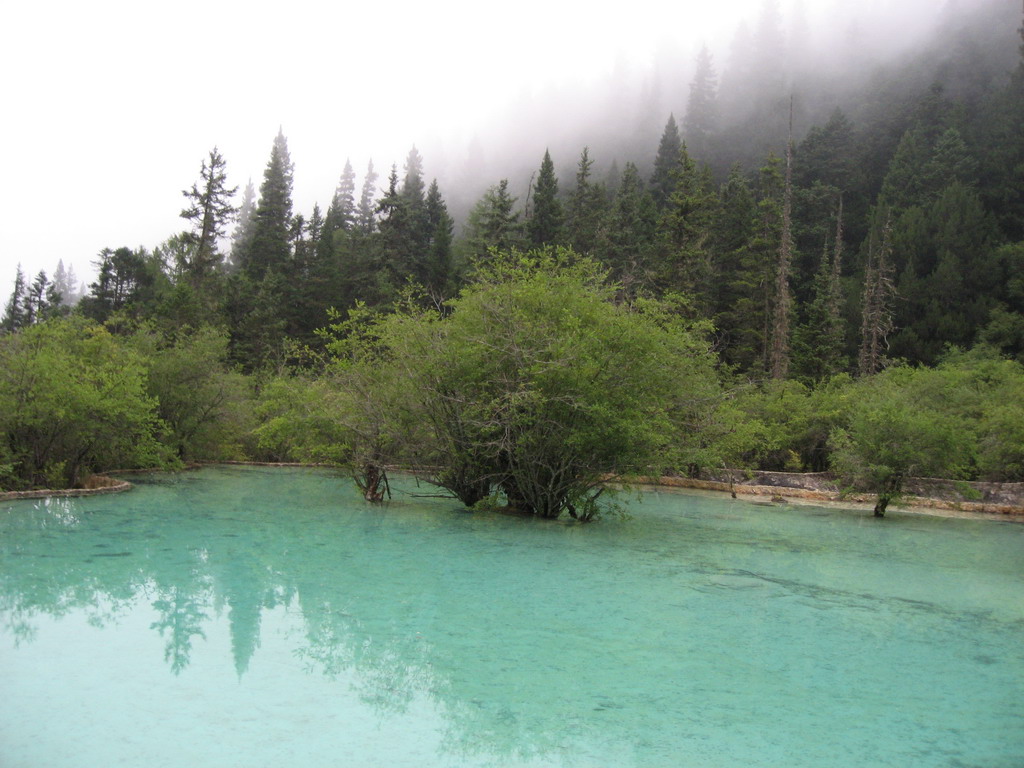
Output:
(2, 1), (1022, 515)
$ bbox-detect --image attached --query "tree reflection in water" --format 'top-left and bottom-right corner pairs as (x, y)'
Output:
(0, 473), (587, 765)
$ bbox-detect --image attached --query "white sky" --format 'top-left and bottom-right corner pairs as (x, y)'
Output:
(1, 0), (948, 300)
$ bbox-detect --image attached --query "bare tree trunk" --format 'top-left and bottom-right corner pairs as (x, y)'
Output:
(357, 463), (390, 503)
(769, 96), (795, 380)
(858, 209), (896, 377)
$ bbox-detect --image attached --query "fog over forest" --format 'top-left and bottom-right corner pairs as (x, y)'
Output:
(2, 0), (1024, 510)
(2, 0), (1018, 297)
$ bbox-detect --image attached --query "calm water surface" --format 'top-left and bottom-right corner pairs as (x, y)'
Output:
(1, 465), (1021, 767)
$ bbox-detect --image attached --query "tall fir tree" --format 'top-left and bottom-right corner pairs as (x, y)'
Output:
(230, 179), (256, 269)
(657, 144), (719, 310)
(180, 147), (237, 286)
(607, 162), (659, 296)
(713, 164), (761, 366)
(566, 147), (593, 246)
(684, 44), (718, 161)
(526, 149), (563, 247)
(1, 265), (27, 333)
(793, 197), (848, 382)
(650, 114), (682, 210)
(242, 129), (294, 280)
(356, 160), (379, 235)
(376, 164), (409, 284)
(51, 260), (78, 305)
(424, 179), (456, 301)
(565, 147), (608, 255)
(464, 179), (521, 262)
(400, 146), (432, 282)
(858, 208), (896, 376)
(744, 154), (786, 373)
(320, 159), (358, 262)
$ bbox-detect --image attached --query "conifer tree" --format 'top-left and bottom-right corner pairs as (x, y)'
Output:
(424, 179), (456, 301)
(400, 146), (432, 279)
(376, 164), (409, 281)
(565, 147), (608, 255)
(793, 197), (848, 381)
(712, 165), (760, 365)
(526, 149), (562, 247)
(859, 208), (896, 376)
(684, 45), (718, 160)
(607, 162), (658, 295)
(1, 265), (27, 333)
(79, 247), (161, 323)
(742, 154), (786, 373)
(650, 114), (681, 210)
(356, 160), (379, 235)
(794, 108), (857, 192)
(464, 180), (521, 261)
(243, 129), (294, 280)
(401, 146), (426, 208)
(180, 147), (237, 285)
(51, 260), (76, 305)
(566, 147), (592, 242)
(230, 179), (256, 268)
(320, 159), (357, 262)
(657, 144), (719, 310)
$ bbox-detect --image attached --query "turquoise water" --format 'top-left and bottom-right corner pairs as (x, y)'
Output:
(1, 466), (1021, 767)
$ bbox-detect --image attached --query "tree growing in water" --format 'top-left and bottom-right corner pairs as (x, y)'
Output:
(830, 367), (973, 516)
(356, 249), (721, 519)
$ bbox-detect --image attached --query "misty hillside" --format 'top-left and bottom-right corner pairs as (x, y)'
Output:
(4, 0), (1023, 377)
(3, 0), (1024, 501)
(428, 0), (1019, 217)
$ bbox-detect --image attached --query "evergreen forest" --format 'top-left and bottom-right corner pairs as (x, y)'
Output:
(2, 0), (1023, 517)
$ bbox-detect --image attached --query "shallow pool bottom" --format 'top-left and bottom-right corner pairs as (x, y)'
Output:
(1, 465), (1021, 767)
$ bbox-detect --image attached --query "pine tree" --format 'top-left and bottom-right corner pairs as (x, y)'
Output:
(744, 154), (786, 373)
(230, 179), (256, 269)
(424, 179), (456, 301)
(400, 146), (432, 280)
(793, 197), (848, 381)
(23, 270), (52, 325)
(376, 164), (408, 282)
(658, 144), (720, 309)
(51, 260), (76, 305)
(464, 179), (520, 261)
(607, 162), (658, 296)
(320, 159), (358, 262)
(356, 160), (379, 235)
(79, 247), (161, 323)
(565, 147), (608, 255)
(650, 114), (681, 210)
(402, 146), (426, 208)
(566, 147), (592, 245)
(242, 130), (294, 280)
(889, 182), (998, 364)
(920, 128), (978, 199)
(180, 147), (237, 285)
(1, 265), (27, 333)
(794, 108), (857, 192)
(859, 208), (896, 376)
(713, 164), (760, 366)
(684, 44), (718, 160)
(526, 149), (562, 247)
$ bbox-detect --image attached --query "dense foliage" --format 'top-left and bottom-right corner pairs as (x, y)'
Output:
(1, 1), (1022, 517)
